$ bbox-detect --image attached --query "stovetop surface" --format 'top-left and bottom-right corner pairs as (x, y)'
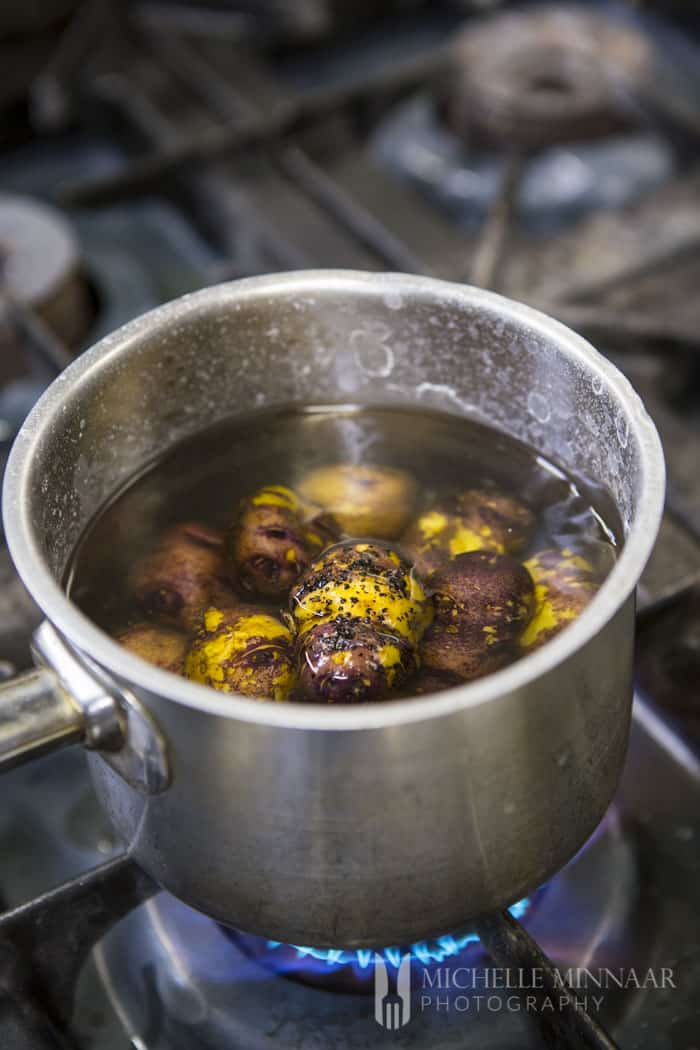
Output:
(0, 2), (699, 1048)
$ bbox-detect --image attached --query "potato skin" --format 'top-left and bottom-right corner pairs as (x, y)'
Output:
(298, 619), (417, 703)
(226, 485), (336, 600)
(291, 541), (431, 703)
(129, 522), (232, 632)
(520, 548), (596, 651)
(421, 550), (535, 681)
(403, 487), (534, 578)
(185, 605), (296, 701)
(117, 623), (187, 675)
(291, 541), (432, 644)
(298, 464), (417, 539)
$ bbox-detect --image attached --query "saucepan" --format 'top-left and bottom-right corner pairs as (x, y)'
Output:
(0, 271), (665, 948)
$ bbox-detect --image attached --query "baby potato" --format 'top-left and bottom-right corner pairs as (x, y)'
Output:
(185, 605), (296, 701)
(298, 619), (417, 703)
(403, 487), (534, 578)
(422, 624), (514, 682)
(298, 464), (417, 539)
(291, 540), (432, 703)
(520, 548), (596, 651)
(129, 522), (232, 632)
(117, 623), (187, 675)
(421, 550), (535, 681)
(291, 541), (432, 646)
(226, 484), (336, 600)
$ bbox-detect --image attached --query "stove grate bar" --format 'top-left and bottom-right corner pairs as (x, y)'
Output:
(0, 853), (157, 1038)
(0, 291), (73, 377)
(55, 43), (449, 209)
(271, 144), (425, 272)
(474, 909), (620, 1050)
(151, 33), (427, 273)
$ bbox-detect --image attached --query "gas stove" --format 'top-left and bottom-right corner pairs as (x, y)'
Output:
(0, 3), (699, 1049)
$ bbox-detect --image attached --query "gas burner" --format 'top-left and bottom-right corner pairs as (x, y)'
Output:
(372, 93), (673, 234)
(228, 896), (533, 992)
(88, 807), (640, 1048)
(444, 7), (651, 150)
(0, 193), (94, 348)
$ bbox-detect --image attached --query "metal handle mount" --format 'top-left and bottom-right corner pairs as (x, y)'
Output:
(0, 621), (169, 795)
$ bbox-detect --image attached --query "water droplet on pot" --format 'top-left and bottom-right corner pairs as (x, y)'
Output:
(528, 391), (551, 424)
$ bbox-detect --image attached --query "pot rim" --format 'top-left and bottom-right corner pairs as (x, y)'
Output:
(3, 271), (665, 730)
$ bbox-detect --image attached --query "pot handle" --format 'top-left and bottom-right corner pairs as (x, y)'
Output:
(0, 621), (170, 794)
(0, 666), (86, 769)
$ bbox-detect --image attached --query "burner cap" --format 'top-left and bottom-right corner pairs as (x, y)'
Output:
(445, 7), (651, 150)
(0, 193), (93, 347)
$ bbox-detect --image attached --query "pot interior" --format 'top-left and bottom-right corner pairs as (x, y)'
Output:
(12, 273), (657, 590)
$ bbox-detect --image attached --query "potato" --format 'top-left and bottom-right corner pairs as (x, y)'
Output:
(520, 548), (596, 651)
(420, 550), (535, 681)
(226, 484), (336, 600)
(129, 522), (232, 632)
(292, 541), (432, 645)
(298, 619), (417, 703)
(117, 623), (187, 675)
(185, 605), (296, 701)
(403, 487), (534, 578)
(291, 541), (432, 703)
(298, 464), (417, 539)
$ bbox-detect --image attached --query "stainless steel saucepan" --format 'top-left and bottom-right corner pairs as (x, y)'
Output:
(0, 271), (664, 949)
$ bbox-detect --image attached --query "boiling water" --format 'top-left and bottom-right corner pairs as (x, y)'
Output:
(66, 405), (620, 690)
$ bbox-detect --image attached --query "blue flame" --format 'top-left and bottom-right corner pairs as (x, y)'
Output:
(264, 897), (530, 974)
